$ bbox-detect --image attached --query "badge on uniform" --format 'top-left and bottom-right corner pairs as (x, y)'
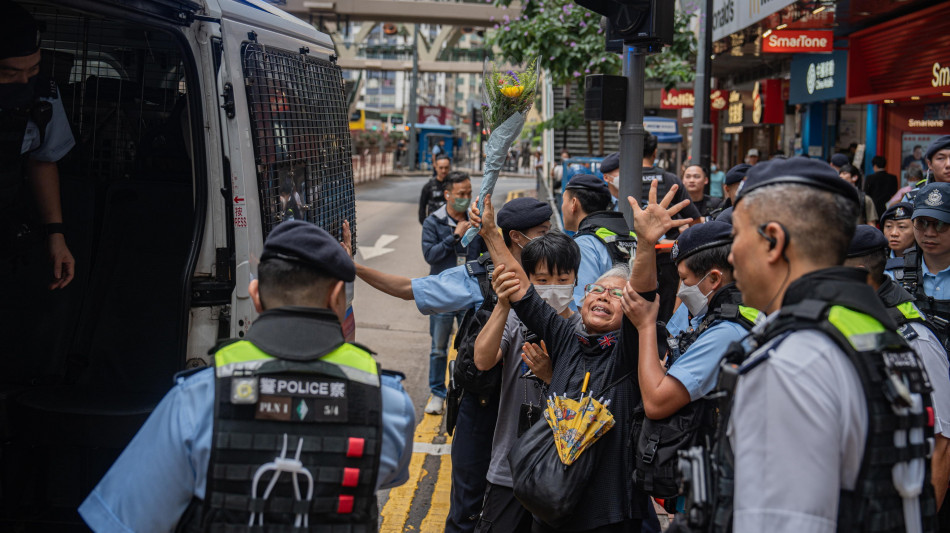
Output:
(231, 377), (258, 404)
(253, 374), (349, 423)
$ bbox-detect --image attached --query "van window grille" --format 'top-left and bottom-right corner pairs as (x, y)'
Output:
(241, 43), (356, 246)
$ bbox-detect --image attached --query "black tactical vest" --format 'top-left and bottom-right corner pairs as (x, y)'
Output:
(179, 310), (383, 533)
(574, 211), (638, 265)
(666, 284), (758, 369)
(698, 271), (937, 533)
(895, 248), (950, 347)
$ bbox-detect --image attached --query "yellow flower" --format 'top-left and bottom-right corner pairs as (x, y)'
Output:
(500, 85), (524, 98)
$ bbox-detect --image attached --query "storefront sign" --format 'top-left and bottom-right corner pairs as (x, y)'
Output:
(752, 79), (785, 124)
(847, 2), (950, 103)
(908, 119), (945, 128)
(712, 0), (797, 42)
(728, 91), (744, 124)
(790, 50), (848, 104)
(711, 90), (728, 110)
(644, 117), (678, 133)
(762, 30), (833, 53)
(724, 125), (744, 134)
(660, 89), (696, 109)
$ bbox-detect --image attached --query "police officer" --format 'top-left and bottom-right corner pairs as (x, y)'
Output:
(844, 225), (950, 509)
(880, 202), (915, 278)
(78, 220), (415, 532)
(722, 158), (935, 532)
(419, 154), (452, 223)
(560, 173), (625, 308)
(902, 135), (950, 203)
(1, 1), (76, 288)
(599, 151), (621, 203)
(710, 163), (750, 220)
(624, 219), (759, 419)
(896, 182), (950, 346)
(642, 134), (701, 225)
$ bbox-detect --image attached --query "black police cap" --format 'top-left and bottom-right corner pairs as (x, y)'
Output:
(724, 164), (751, 186)
(846, 225), (888, 258)
(671, 221), (733, 263)
(0, 2), (41, 60)
(565, 173), (610, 195)
(714, 206), (734, 224)
(925, 135), (950, 161)
(496, 197), (553, 231)
(735, 157), (859, 206)
(830, 153), (850, 167)
(880, 202), (913, 225)
(260, 220), (355, 282)
(600, 152), (620, 174)
(912, 182), (950, 224)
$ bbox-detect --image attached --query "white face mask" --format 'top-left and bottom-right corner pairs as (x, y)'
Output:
(535, 284), (574, 314)
(676, 272), (712, 318)
(608, 174), (619, 189)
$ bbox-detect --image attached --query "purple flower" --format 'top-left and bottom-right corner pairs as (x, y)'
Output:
(524, 31), (528, 36)
(549, 55), (555, 61)
(504, 26), (510, 31)
(508, 70), (520, 82)
(494, 23), (499, 29)
(570, 41), (577, 47)
(539, 7), (544, 13)
(503, 14), (510, 23)
(481, 103), (489, 108)
(573, 71), (581, 77)
(490, 15), (495, 21)
(585, 11), (591, 17)
(580, 21), (587, 28)
(559, 14), (564, 22)
(585, 68), (590, 73)
(600, 57), (607, 62)
(562, 5), (570, 13)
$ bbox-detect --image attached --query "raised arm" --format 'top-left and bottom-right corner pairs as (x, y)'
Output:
(474, 194), (530, 302)
(628, 181), (694, 293)
(340, 220), (413, 301)
(473, 268), (519, 371)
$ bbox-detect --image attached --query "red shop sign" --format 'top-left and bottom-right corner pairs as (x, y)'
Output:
(762, 30), (833, 53)
(847, 1), (950, 103)
(660, 89), (695, 109)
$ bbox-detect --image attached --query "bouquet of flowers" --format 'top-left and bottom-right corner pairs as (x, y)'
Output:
(461, 58), (541, 246)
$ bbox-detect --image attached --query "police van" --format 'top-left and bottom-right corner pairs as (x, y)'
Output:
(1, 0), (356, 526)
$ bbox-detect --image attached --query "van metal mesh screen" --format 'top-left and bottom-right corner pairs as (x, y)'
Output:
(242, 43), (356, 246)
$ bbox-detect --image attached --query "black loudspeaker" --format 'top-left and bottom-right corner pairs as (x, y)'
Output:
(578, 0), (675, 45)
(584, 74), (627, 122)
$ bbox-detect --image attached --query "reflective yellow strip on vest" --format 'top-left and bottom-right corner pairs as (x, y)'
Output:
(215, 341), (379, 386)
(738, 305), (762, 325)
(827, 305), (886, 351)
(897, 301), (923, 321)
(594, 227), (618, 243)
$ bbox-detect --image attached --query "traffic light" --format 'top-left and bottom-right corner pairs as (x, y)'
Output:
(471, 107), (482, 136)
(575, 0), (674, 45)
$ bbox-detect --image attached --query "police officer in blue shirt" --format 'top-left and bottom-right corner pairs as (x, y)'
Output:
(880, 202), (915, 279)
(894, 182), (950, 347)
(1, 1), (77, 288)
(560, 173), (622, 308)
(79, 220), (415, 533)
(624, 219), (759, 420)
(902, 135), (950, 203)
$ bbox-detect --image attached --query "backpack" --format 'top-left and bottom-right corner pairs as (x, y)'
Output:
(574, 211), (638, 265)
(446, 255), (501, 434)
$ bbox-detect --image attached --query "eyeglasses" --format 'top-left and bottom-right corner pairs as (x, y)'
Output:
(584, 283), (624, 299)
(913, 218), (950, 233)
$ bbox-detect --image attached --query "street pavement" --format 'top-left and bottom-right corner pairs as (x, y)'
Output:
(352, 173), (536, 531)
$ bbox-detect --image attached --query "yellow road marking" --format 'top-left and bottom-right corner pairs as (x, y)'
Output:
(379, 452), (428, 532)
(419, 453), (453, 532)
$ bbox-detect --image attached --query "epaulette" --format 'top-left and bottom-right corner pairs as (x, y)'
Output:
(897, 323), (919, 342)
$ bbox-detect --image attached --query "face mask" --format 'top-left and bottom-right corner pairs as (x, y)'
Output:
(711, 165), (718, 172)
(0, 76), (37, 110)
(516, 231), (538, 249)
(610, 175), (620, 189)
(535, 284), (574, 314)
(676, 272), (712, 318)
(452, 197), (471, 212)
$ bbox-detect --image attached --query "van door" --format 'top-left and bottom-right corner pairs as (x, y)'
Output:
(214, 0), (358, 338)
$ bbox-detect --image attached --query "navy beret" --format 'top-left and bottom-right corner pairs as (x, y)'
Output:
(261, 220), (355, 282)
(714, 205), (734, 224)
(496, 197), (553, 231)
(880, 202), (913, 224)
(724, 164), (750, 186)
(600, 152), (620, 173)
(0, 2), (41, 60)
(830, 153), (850, 167)
(672, 221), (733, 263)
(912, 182), (950, 224)
(846, 225), (888, 258)
(925, 135), (950, 162)
(565, 173), (610, 195)
(736, 157), (859, 206)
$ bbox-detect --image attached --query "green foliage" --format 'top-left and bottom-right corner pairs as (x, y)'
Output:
(486, 1), (697, 90)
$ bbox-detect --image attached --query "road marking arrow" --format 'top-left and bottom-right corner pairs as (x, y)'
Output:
(359, 234), (399, 260)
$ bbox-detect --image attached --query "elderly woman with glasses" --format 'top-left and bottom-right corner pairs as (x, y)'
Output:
(471, 184), (693, 533)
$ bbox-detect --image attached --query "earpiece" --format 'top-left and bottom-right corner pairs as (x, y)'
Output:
(757, 224), (777, 250)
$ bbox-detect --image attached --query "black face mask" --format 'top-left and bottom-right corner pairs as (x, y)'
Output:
(0, 76), (38, 110)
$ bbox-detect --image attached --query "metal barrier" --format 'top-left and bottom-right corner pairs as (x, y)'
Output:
(352, 153), (393, 184)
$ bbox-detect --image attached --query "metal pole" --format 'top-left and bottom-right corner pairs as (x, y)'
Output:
(619, 44), (645, 228)
(690, 0), (714, 171)
(407, 23), (420, 171)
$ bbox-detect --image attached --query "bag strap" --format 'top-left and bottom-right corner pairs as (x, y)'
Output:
(601, 369), (634, 395)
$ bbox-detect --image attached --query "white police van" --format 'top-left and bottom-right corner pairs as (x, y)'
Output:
(1, 0), (356, 526)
